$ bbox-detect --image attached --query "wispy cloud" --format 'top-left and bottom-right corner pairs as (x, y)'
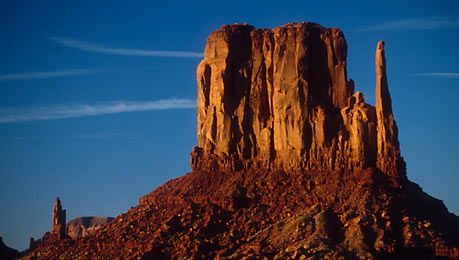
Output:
(411, 72), (459, 78)
(49, 37), (203, 58)
(360, 17), (459, 31)
(0, 69), (97, 82)
(73, 132), (152, 140)
(0, 98), (196, 123)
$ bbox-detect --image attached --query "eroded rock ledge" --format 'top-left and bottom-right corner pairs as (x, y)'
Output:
(192, 23), (405, 179)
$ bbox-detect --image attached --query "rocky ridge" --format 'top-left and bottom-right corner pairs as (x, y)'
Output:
(21, 169), (459, 259)
(0, 236), (22, 260)
(21, 22), (459, 260)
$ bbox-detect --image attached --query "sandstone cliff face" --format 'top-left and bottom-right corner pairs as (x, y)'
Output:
(66, 217), (114, 239)
(193, 23), (405, 180)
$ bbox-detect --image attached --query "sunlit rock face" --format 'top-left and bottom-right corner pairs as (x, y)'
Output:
(192, 23), (405, 179)
(375, 41), (405, 177)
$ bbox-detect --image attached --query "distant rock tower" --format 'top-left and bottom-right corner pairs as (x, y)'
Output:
(51, 197), (66, 240)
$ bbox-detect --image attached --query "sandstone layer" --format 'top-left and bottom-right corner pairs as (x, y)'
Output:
(192, 23), (405, 180)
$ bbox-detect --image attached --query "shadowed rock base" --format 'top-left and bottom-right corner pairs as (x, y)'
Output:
(21, 168), (459, 259)
(0, 236), (22, 260)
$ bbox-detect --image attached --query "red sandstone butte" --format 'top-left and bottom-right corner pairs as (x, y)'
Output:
(21, 22), (459, 260)
(193, 23), (405, 182)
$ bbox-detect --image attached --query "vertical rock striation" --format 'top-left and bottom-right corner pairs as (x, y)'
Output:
(51, 198), (66, 240)
(192, 23), (405, 180)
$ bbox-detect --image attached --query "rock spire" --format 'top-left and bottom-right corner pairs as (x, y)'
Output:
(192, 23), (405, 179)
(51, 197), (66, 240)
(375, 41), (405, 177)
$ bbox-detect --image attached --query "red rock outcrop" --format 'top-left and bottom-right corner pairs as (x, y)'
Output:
(27, 200), (113, 251)
(192, 23), (405, 181)
(51, 197), (66, 240)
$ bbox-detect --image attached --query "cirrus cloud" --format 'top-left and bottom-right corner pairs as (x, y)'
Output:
(0, 69), (97, 82)
(49, 37), (203, 58)
(360, 17), (459, 32)
(0, 98), (196, 123)
(411, 72), (459, 78)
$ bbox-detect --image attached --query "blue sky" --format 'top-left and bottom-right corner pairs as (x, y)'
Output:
(0, 0), (458, 250)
